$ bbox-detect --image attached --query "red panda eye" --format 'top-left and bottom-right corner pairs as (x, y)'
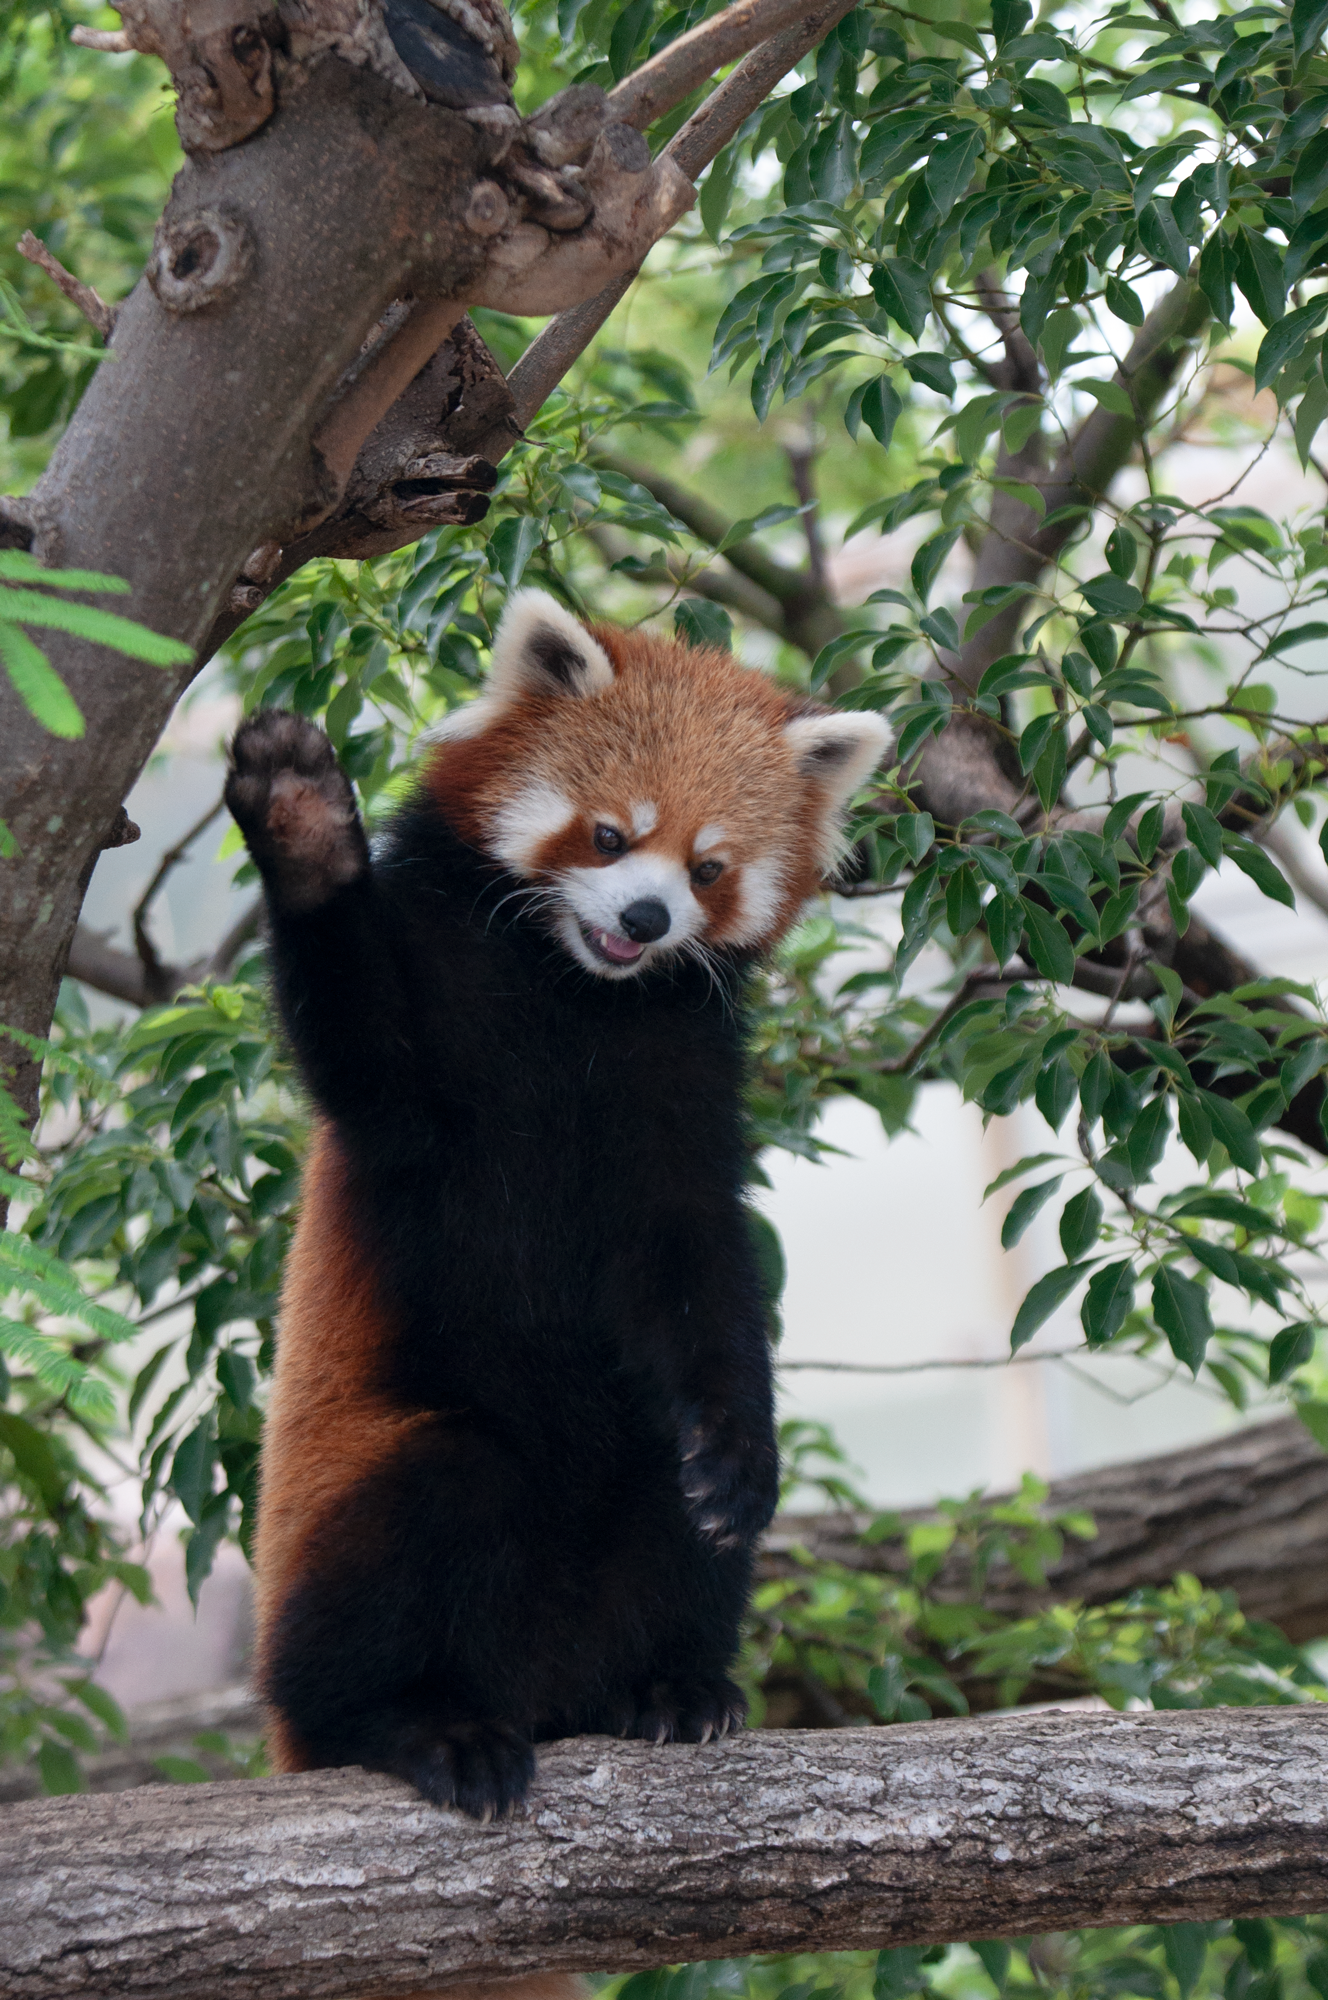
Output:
(693, 859), (723, 886)
(594, 824), (625, 856)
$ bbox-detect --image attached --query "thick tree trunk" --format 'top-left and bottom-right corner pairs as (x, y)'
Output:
(767, 1415), (1328, 1641)
(3, 1709), (1328, 1999)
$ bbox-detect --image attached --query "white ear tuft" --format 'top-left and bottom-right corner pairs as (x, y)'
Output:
(784, 710), (891, 868)
(487, 588), (614, 703)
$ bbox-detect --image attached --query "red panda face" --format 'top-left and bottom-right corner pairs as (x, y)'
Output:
(424, 590), (890, 980)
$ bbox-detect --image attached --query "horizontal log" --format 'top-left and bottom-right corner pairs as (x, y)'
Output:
(4, 1709), (1328, 1999)
(767, 1415), (1328, 1641)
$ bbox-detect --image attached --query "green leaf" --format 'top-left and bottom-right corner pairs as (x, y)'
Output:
(716, 504), (802, 553)
(0, 1409), (68, 1511)
(870, 259), (931, 340)
(1254, 298), (1328, 392)
(1082, 1258), (1135, 1344)
(0, 587), (192, 665)
(0, 624), (84, 738)
(0, 551), (129, 593)
(1126, 1094), (1171, 1183)
(1232, 226), (1287, 328)
(1011, 1263), (1088, 1351)
(1163, 1925), (1214, 2000)
(1020, 902), (1076, 984)
(861, 376), (904, 449)
(1001, 1176), (1063, 1249)
(911, 528), (961, 604)
(1079, 378), (1135, 418)
(1077, 573), (1143, 617)
(945, 863), (982, 936)
(982, 1151), (1063, 1201)
(1105, 274), (1146, 326)
(1269, 1322), (1317, 1383)
(897, 812), (935, 864)
(924, 125), (985, 219)
(1060, 1186), (1103, 1261)
(1197, 1089), (1264, 1172)
(1181, 802), (1224, 868)
(1293, 0), (1328, 63)
(37, 1739), (84, 1796)
(66, 1677), (129, 1744)
(487, 514), (543, 591)
(1222, 836), (1295, 908)
(673, 600), (733, 651)
(1152, 1265), (1214, 1374)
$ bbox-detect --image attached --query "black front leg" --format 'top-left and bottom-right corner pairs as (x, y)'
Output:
(224, 711), (413, 1130)
(618, 1213), (781, 1557)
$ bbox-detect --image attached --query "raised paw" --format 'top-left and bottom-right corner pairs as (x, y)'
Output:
(679, 1417), (780, 1554)
(225, 709), (368, 912)
(626, 1677), (746, 1746)
(393, 1720), (535, 1823)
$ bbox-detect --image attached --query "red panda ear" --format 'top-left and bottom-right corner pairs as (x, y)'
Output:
(783, 710), (892, 865)
(487, 588), (615, 703)
(428, 589), (615, 742)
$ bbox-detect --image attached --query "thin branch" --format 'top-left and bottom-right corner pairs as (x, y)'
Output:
(132, 797), (226, 996)
(17, 231), (115, 341)
(778, 1349), (1083, 1372)
(69, 24), (132, 50)
(508, 0), (860, 427)
(606, 0), (832, 129)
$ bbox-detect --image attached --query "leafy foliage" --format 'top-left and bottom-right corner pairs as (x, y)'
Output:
(4, 13), (1328, 2000)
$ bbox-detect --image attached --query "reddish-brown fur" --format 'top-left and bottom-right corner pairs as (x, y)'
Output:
(426, 624), (835, 948)
(255, 1123), (435, 1773)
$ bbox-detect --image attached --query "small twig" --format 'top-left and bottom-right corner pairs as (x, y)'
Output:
(786, 435), (829, 598)
(605, 0), (834, 130)
(205, 896), (264, 979)
(508, 0), (859, 427)
(133, 798), (226, 994)
(69, 24), (131, 50)
(778, 1350), (1085, 1373)
(17, 231), (115, 342)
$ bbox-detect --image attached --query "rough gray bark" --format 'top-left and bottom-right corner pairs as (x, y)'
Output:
(4, 1709), (1328, 1999)
(767, 1415), (1328, 1641)
(0, 0), (802, 1144)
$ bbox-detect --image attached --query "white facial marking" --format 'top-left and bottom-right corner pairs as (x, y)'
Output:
(732, 852), (787, 944)
(694, 822), (727, 855)
(631, 800), (659, 839)
(555, 851), (704, 980)
(489, 781), (575, 876)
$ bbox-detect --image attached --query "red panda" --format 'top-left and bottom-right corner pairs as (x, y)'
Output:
(226, 590), (888, 1847)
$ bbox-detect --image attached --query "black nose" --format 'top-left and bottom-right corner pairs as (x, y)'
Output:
(619, 897), (671, 944)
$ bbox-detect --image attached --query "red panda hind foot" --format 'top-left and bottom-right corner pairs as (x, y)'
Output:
(624, 1675), (746, 1747)
(225, 708), (369, 913)
(386, 1719), (536, 1822)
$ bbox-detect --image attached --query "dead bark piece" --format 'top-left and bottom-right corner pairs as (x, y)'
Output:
(3, 1710), (1328, 2000)
(113, 0), (279, 151)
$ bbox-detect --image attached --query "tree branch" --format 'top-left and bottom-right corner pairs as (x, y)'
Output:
(769, 1414), (1328, 1643)
(4, 1709), (1327, 1998)
(507, 0), (860, 427)
(16, 231), (115, 341)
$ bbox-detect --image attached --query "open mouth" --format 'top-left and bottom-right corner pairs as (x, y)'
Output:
(578, 921), (645, 968)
